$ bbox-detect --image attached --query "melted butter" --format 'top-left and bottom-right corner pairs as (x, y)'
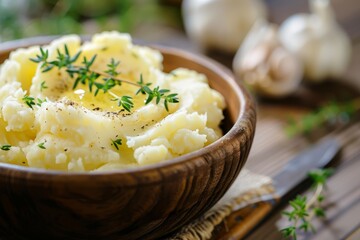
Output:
(62, 76), (147, 112)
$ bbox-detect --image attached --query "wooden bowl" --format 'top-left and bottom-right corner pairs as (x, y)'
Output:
(0, 37), (256, 240)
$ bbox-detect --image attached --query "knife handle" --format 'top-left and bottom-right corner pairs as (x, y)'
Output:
(214, 197), (280, 240)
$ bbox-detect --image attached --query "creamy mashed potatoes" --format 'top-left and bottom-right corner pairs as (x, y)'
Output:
(0, 32), (225, 171)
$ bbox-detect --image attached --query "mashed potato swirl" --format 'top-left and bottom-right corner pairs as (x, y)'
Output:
(0, 32), (225, 171)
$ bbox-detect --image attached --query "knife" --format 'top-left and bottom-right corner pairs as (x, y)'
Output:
(212, 139), (341, 240)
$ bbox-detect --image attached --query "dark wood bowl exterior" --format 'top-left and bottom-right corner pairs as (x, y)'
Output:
(0, 37), (256, 240)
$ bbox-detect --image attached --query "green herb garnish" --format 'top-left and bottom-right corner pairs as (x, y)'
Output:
(30, 45), (179, 112)
(38, 142), (46, 149)
(104, 58), (120, 77)
(111, 139), (122, 150)
(281, 168), (334, 239)
(111, 96), (134, 112)
(40, 81), (48, 92)
(30, 47), (52, 72)
(0, 145), (11, 151)
(136, 74), (151, 95)
(36, 98), (47, 106)
(22, 95), (36, 109)
(22, 95), (47, 109)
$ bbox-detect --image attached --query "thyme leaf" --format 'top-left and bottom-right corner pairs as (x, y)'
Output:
(40, 81), (48, 92)
(37, 142), (46, 149)
(111, 138), (122, 150)
(0, 145), (11, 151)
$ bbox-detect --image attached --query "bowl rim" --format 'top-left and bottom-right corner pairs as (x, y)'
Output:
(0, 35), (255, 179)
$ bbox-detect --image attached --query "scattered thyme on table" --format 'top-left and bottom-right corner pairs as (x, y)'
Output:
(281, 168), (334, 239)
(285, 98), (360, 137)
(29, 45), (179, 112)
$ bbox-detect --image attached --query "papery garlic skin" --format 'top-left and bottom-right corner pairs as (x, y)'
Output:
(279, 0), (351, 82)
(233, 21), (303, 97)
(182, 0), (267, 53)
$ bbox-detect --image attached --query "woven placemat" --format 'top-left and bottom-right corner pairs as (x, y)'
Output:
(169, 169), (274, 240)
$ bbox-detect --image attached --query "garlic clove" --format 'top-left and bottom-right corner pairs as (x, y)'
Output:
(182, 0), (267, 53)
(279, 0), (351, 82)
(233, 20), (303, 98)
(265, 47), (303, 96)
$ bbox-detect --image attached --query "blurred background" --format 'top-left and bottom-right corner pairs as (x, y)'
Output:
(1, 0), (359, 89)
(0, 0), (183, 42)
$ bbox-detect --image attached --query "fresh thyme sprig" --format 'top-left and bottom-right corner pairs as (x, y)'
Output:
(30, 45), (82, 73)
(30, 45), (179, 112)
(281, 168), (334, 239)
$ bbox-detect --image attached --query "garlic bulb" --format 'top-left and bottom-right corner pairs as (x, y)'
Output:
(233, 20), (303, 97)
(182, 0), (267, 53)
(279, 0), (351, 82)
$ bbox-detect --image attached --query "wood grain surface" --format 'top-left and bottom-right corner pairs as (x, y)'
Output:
(0, 42), (256, 239)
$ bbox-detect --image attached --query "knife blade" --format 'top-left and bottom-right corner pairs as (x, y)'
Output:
(213, 139), (341, 239)
(273, 138), (340, 198)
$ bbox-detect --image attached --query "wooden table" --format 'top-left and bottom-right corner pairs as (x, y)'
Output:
(139, 0), (360, 239)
